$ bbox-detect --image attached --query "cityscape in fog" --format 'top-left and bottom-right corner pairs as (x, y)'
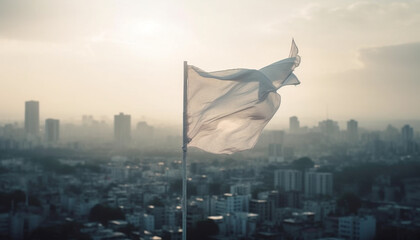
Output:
(1, 0), (420, 239)
(2, 100), (420, 151)
(1, 100), (420, 240)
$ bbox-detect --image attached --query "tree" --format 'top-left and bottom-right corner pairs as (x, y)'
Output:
(189, 219), (219, 240)
(337, 193), (362, 215)
(88, 204), (124, 225)
(147, 197), (164, 207)
(291, 157), (314, 170)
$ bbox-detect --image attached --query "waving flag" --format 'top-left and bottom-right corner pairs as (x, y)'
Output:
(185, 40), (301, 154)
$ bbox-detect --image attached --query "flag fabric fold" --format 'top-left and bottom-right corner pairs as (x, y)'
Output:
(186, 40), (301, 154)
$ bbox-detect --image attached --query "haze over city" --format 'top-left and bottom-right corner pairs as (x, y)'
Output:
(2, 1), (420, 240)
(1, 0), (420, 128)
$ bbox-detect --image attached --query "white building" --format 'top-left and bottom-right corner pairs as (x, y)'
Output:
(143, 214), (155, 232)
(225, 212), (257, 238)
(274, 169), (302, 192)
(268, 144), (284, 162)
(25, 100), (40, 137)
(230, 183), (251, 195)
(45, 118), (59, 143)
(289, 116), (300, 134)
(303, 200), (336, 222)
(214, 193), (250, 215)
(114, 112), (131, 147)
(338, 215), (376, 240)
(305, 171), (333, 197)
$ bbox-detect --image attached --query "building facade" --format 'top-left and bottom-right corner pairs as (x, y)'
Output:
(25, 101), (39, 137)
(274, 169), (302, 192)
(289, 116), (300, 134)
(304, 171), (333, 197)
(45, 118), (59, 143)
(114, 112), (131, 147)
(338, 215), (376, 240)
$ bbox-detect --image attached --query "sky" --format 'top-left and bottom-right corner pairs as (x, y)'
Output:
(0, 0), (419, 129)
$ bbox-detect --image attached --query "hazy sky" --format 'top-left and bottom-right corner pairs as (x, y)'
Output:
(0, 0), (419, 128)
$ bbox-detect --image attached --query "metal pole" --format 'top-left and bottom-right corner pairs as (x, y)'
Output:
(182, 61), (188, 240)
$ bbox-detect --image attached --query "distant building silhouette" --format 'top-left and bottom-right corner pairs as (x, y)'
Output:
(24, 101), (39, 137)
(135, 121), (154, 146)
(45, 119), (59, 143)
(347, 119), (358, 143)
(268, 144), (283, 162)
(114, 112), (131, 146)
(401, 124), (414, 153)
(384, 124), (399, 142)
(82, 115), (95, 126)
(319, 119), (339, 140)
(289, 116), (300, 134)
(401, 124), (413, 142)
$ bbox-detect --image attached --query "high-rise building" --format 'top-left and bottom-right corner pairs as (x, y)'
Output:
(289, 116), (300, 134)
(401, 124), (415, 153)
(135, 121), (154, 146)
(114, 113), (131, 146)
(274, 169), (302, 192)
(384, 125), (399, 142)
(268, 144), (283, 162)
(45, 119), (59, 143)
(267, 130), (285, 144)
(214, 193), (250, 215)
(401, 124), (413, 142)
(249, 199), (269, 222)
(304, 171), (333, 197)
(230, 183), (251, 195)
(319, 119), (340, 139)
(347, 119), (358, 143)
(25, 101), (39, 137)
(338, 215), (376, 240)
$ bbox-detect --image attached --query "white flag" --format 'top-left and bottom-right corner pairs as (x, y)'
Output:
(186, 40), (301, 154)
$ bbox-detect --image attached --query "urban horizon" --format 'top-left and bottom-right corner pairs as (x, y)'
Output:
(2, 100), (420, 132)
(1, 0), (420, 239)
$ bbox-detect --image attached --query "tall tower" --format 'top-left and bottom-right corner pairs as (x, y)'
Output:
(45, 119), (60, 143)
(114, 113), (131, 146)
(304, 171), (333, 197)
(289, 116), (300, 134)
(401, 124), (414, 153)
(347, 119), (358, 143)
(25, 101), (39, 137)
(401, 124), (413, 142)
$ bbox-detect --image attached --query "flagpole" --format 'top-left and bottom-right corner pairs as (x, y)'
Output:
(182, 61), (188, 240)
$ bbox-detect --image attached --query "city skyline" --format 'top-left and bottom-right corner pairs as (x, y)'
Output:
(1, 2), (419, 238)
(2, 99), (420, 133)
(2, 100), (420, 133)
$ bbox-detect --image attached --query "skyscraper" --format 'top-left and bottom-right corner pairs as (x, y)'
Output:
(45, 119), (59, 143)
(401, 124), (413, 142)
(274, 169), (302, 192)
(304, 171), (333, 197)
(319, 119), (340, 140)
(289, 116), (300, 134)
(25, 101), (39, 137)
(268, 144), (283, 162)
(114, 113), (131, 146)
(347, 119), (358, 143)
(401, 124), (414, 153)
